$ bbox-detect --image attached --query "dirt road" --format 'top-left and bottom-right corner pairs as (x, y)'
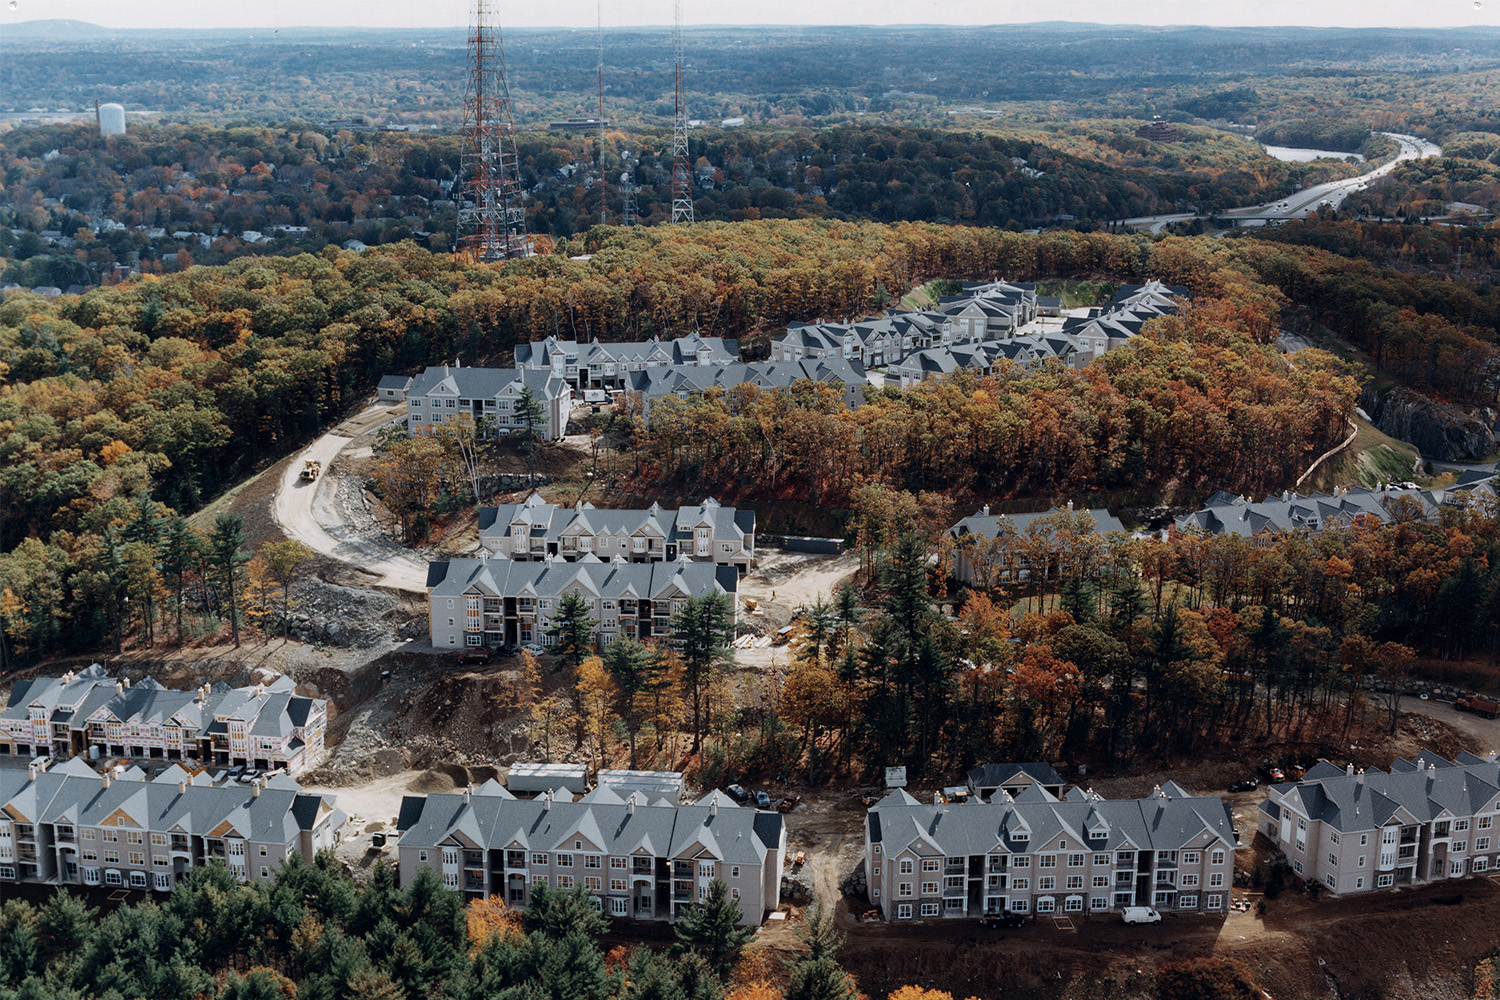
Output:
(272, 403), (429, 593)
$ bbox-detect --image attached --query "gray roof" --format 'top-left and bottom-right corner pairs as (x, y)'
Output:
(869, 783), (1233, 857)
(1175, 479), (1496, 538)
(428, 555), (738, 601)
(968, 761), (1066, 790)
(948, 505), (1125, 543)
(477, 494), (753, 551)
(405, 364), (569, 402)
(397, 784), (779, 864)
(1271, 750), (1500, 833)
(516, 333), (738, 369)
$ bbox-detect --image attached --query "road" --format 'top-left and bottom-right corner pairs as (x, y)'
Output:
(271, 402), (430, 593)
(1124, 132), (1441, 232)
(1405, 696), (1500, 750)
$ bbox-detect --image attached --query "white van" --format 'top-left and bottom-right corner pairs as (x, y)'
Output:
(1121, 906), (1161, 924)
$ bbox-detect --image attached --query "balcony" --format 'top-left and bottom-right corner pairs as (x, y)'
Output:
(633, 859), (654, 875)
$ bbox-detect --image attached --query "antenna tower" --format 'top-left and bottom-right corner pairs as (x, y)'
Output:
(597, 0), (608, 226)
(622, 151), (639, 226)
(671, 0), (694, 223)
(456, 0), (530, 260)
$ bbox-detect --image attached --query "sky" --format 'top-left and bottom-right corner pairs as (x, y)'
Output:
(3, 0), (1498, 30)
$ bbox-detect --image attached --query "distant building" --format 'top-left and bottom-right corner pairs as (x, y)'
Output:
(97, 102), (126, 137)
(1136, 120), (1179, 142)
(548, 118), (613, 131)
(947, 503), (1125, 587)
(403, 364), (573, 442)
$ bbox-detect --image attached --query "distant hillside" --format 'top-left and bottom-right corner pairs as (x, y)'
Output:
(1, 19), (112, 38)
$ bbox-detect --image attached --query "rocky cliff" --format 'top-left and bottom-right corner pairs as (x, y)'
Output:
(1362, 386), (1497, 462)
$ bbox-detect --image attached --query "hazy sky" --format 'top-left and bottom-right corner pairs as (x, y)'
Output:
(3, 0), (1497, 30)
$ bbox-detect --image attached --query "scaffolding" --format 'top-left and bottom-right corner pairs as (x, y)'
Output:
(456, 0), (531, 260)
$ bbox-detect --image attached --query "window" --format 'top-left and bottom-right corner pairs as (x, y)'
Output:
(1479, 838), (1492, 852)
(585, 855), (601, 868)
(585, 876), (601, 891)
(1358, 855), (1367, 867)
(1066, 875), (1083, 889)
(154, 873), (171, 891)
(1093, 854), (1109, 866)
(1065, 896), (1084, 912)
(921, 881), (939, 895)
(1293, 860), (1304, 875)
(1451, 860), (1466, 877)
(610, 898), (628, 916)
(1093, 875), (1110, 887)
(1481, 816), (1494, 830)
(1458, 820), (1471, 832)
(1360, 834), (1370, 845)
(444, 872), (459, 889)
(104, 870), (122, 886)
(1011, 878), (1029, 891)
(154, 856), (168, 868)
(1067, 853), (1084, 867)
(1183, 851), (1201, 866)
(419, 851), (429, 864)
(102, 830), (117, 843)
(1035, 897), (1056, 913)
(151, 834), (166, 846)
(1011, 898), (1029, 913)
(128, 852), (144, 866)
(1325, 874), (1337, 889)
(1038, 854), (1057, 869)
(1377, 873), (1394, 888)
(1091, 896), (1109, 911)
(1454, 841), (1467, 853)
(1328, 853), (1339, 867)
(1116, 851), (1133, 865)
(1209, 873), (1224, 887)
(1178, 894), (1198, 908)
(945, 876), (963, 890)
(1181, 874), (1199, 887)
(1012, 856), (1030, 869)
(532, 853), (549, 866)
(899, 859), (914, 874)
(1154, 891), (1173, 906)
(898, 883), (912, 897)
(611, 878), (627, 891)
(127, 832), (143, 845)
(1356, 876), (1366, 888)
(921, 859), (940, 872)
(920, 902), (939, 917)
(1206, 894), (1223, 909)
(557, 875), (574, 889)
(532, 874), (548, 886)
(1210, 849), (1225, 866)
(610, 857), (626, 869)
(897, 904), (912, 919)
(103, 851), (119, 864)
(1474, 858), (1490, 873)
(731, 866), (740, 879)
(1038, 876), (1055, 891)
(260, 866), (270, 879)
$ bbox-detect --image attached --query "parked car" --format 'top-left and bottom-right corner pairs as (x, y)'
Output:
(499, 643), (519, 657)
(458, 647), (493, 664)
(726, 784), (751, 804)
(776, 795), (802, 813)
(1121, 906), (1162, 925)
(1228, 778), (1258, 793)
(1267, 766), (1286, 783)
(980, 910), (1027, 929)
(754, 790), (772, 809)
(522, 643), (546, 656)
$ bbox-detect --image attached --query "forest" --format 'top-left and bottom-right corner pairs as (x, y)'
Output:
(0, 852), (896, 1000)
(0, 116), (1368, 282)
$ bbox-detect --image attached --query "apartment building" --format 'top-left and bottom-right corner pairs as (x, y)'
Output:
(0, 758), (346, 891)
(402, 364), (573, 441)
(1, 666), (327, 774)
(865, 782), (1235, 921)
(1261, 751), (1500, 895)
(624, 357), (870, 428)
(946, 503), (1125, 588)
(772, 311), (951, 367)
(514, 334), (740, 389)
(427, 556), (738, 650)
(476, 494), (755, 571)
(395, 783), (785, 923)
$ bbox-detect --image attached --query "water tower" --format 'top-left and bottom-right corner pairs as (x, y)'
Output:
(97, 102), (126, 137)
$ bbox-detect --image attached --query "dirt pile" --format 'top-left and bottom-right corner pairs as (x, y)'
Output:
(287, 576), (415, 648)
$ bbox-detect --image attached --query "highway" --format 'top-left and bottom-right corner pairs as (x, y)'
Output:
(1123, 132), (1442, 233)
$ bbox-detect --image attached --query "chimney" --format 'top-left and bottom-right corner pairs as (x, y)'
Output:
(1067, 499), (1074, 511)
(544, 789), (554, 809)
(1346, 763), (1355, 776)
(628, 794), (637, 816)
(1489, 751), (1497, 763)
(464, 783), (473, 804)
(178, 780), (186, 795)
(102, 772), (111, 789)
(253, 781), (261, 798)
(115, 681), (124, 695)
(123, 677), (131, 689)
(982, 504), (990, 516)
(28, 763), (37, 782)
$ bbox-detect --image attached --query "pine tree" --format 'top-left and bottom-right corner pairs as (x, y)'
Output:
(672, 878), (752, 981)
(159, 515), (202, 646)
(207, 514), (250, 647)
(604, 637), (662, 768)
(783, 906), (857, 1000)
(673, 592), (735, 752)
(552, 591), (599, 671)
(514, 386), (546, 481)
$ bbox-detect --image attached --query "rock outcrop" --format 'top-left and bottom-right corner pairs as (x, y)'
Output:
(1361, 387), (1496, 462)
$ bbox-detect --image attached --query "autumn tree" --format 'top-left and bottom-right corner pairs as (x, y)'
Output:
(674, 592), (736, 753)
(371, 436), (446, 544)
(603, 638), (663, 768)
(260, 538), (313, 640)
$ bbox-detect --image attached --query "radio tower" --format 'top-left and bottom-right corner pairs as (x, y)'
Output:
(671, 0), (694, 223)
(456, 0), (530, 260)
(597, 0), (608, 226)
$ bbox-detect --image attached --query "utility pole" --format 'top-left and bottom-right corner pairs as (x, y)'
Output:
(671, 0), (694, 223)
(456, 0), (531, 260)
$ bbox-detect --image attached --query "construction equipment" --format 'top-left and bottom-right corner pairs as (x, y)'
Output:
(301, 460), (321, 481)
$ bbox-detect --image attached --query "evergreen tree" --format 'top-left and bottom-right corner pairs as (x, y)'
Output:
(523, 884), (609, 939)
(515, 386), (546, 481)
(207, 513), (250, 647)
(784, 906), (857, 1000)
(673, 592), (735, 752)
(604, 637), (661, 768)
(672, 879), (751, 981)
(159, 515), (201, 646)
(552, 591), (599, 671)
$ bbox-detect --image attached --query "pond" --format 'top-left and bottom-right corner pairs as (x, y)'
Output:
(1261, 144), (1365, 163)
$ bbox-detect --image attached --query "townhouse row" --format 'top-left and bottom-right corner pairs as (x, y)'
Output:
(1263, 751), (1500, 895)
(427, 556), (738, 650)
(478, 494), (755, 571)
(388, 364), (574, 441)
(395, 783), (785, 924)
(514, 334), (740, 389)
(865, 782), (1236, 920)
(0, 758), (345, 891)
(1, 666), (327, 774)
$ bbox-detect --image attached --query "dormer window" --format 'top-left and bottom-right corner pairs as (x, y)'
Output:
(1011, 830), (1029, 843)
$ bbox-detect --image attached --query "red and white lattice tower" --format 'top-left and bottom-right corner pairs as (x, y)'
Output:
(456, 0), (531, 260)
(670, 0), (694, 223)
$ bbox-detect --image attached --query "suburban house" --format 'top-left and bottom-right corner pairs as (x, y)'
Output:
(0, 758), (346, 891)
(937, 280), (1037, 340)
(1175, 473), (1497, 539)
(865, 781), (1235, 920)
(377, 374), (412, 402)
(968, 762), (1067, 801)
(402, 364), (573, 442)
(476, 494), (756, 571)
(1, 666), (327, 774)
(514, 334), (740, 389)
(947, 504), (1126, 587)
(772, 311), (950, 367)
(426, 556), (738, 650)
(395, 782), (785, 923)
(1261, 751), (1500, 895)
